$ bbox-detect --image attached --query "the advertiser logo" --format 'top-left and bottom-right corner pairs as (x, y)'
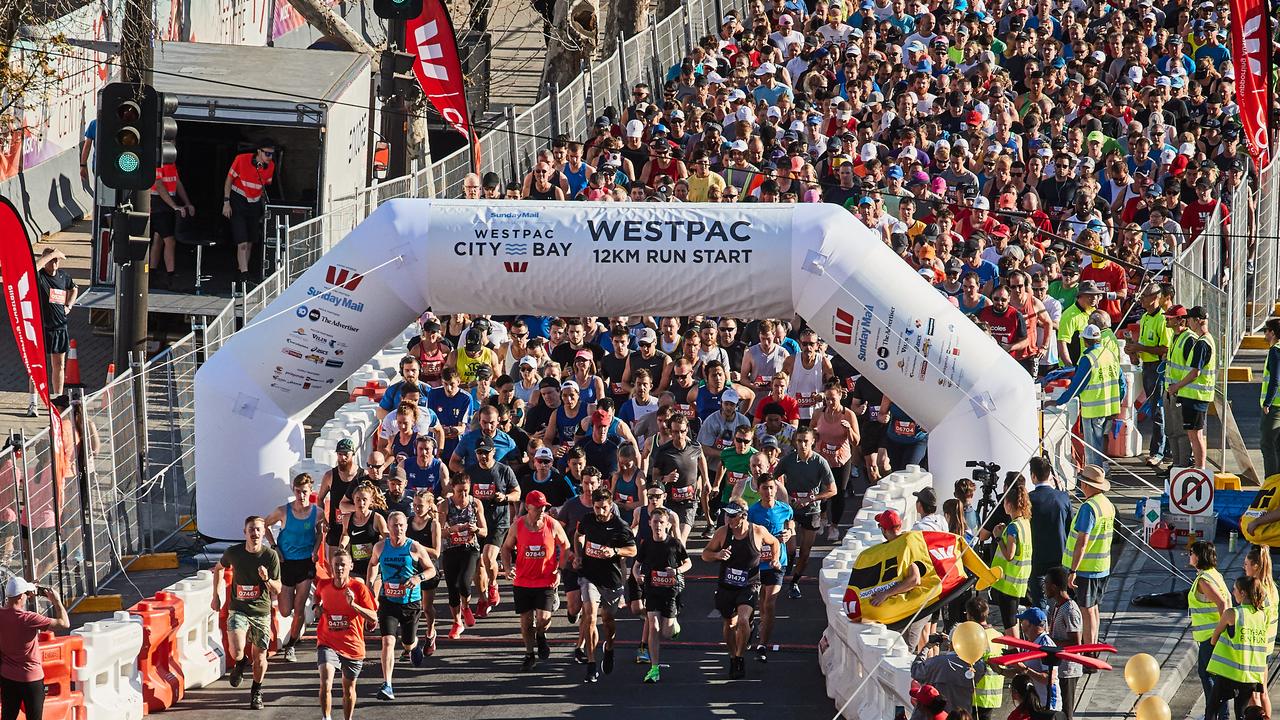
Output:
(325, 265), (365, 292)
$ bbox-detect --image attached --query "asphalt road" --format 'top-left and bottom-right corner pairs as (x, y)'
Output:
(167, 540), (837, 720)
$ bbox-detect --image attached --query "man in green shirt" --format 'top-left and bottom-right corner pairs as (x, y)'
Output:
(1048, 263), (1080, 308)
(212, 515), (282, 710)
(717, 425), (758, 508)
(1057, 281), (1102, 366)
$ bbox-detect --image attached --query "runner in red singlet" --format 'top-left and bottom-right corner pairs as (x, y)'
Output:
(502, 491), (571, 671)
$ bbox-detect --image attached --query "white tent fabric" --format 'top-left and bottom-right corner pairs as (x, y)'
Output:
(195, 200), (1037, 539)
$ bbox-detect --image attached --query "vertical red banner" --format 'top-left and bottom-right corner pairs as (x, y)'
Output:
(406, 0), (480, 169)
(0, 198), (51, 407)
(1230, 0), (1272, 169)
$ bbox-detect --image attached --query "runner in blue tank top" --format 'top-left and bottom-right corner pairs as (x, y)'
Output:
(369, 511), (436, 701)
(265, 472), (322, 660)
(746, 473), (795, 663)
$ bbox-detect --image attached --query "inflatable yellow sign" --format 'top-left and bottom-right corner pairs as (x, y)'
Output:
(1241, 474), (1280, 545)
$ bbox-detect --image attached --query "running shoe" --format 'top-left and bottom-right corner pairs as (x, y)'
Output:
(282, 644), (296, 663)
(536, 632), (551, 660)
(584, 663), (601, 683)
(249, 690), (263, 709)
(573, 647), (589, 664)
(475, 598), (490, 619)
(488, 584), (500, 607)
(825, 525), (840, 542)
(411, 643), (425, 667)
(398, 648), (412, 663)
(425, 633), (437, 656)
(756, 645), (769, 663)
(448, 622), (464, 640)
(726, 657), (736, 678)
(462, 604), (476, 627)
(731, 656), (746, 680)
(521, 653), (537, 672)
(24, 401), (37, 418)
(377, 683), (395, 701)
(643, 665), (661, 683)
(567, 610), (580, 625)
(635, 648), (651, 664)
(603, 647), (615, 675)
(671, 619), (681, 639)
(787, 582), (802, 600)
(229, 658), (247, 687)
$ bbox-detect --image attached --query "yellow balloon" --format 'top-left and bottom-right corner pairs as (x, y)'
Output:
(1125, 653), (1161, 694)
(1136, 696), (1171, 720)
(951, 621), (988, 665)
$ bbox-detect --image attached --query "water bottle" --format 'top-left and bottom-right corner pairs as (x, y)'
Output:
(1229, 530), (1237, 553)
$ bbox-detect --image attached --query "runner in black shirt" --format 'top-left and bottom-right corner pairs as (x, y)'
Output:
(465, 437), (520, 618)
(701, 499), (780, 680)
(573, 488), (637, 682)
(633, 508), (690, 683)
(648, 413), (708, 543)
(519, 446), (578, 507)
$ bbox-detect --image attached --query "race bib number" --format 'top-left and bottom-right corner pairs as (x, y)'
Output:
(797, 393), (819, 408)
(670, 485), (696, 502)
(615, 492), (634, 503)
(524, 544), (547, 559)
(727, 471), (747, 483)
(351, 544), (371, 561)
(611, 381), (625, 395)
(867, 407), (880, 422)
(717, 436), (733, 450)
(235, 584), (261, 601)
(823, 443), (840, 454)
(449, 529), (472, 545)
(326, 614), (350, 631)
(48, 288), (66, 305)
(383, 582), (405, 599)
(755, 375), (773, 386)
(473, 483), (495, 500)
(893, 420), (917, 436)
(792, 491), (812, 502)
(761, 544), (774, 562)
(651, 569), (677, 587)
(677, 404), (695, 419)
(723, 567), (750, 587)
(584, 541), (611, 559)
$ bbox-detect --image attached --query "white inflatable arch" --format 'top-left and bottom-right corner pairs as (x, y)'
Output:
(195, 200), (1037, 539)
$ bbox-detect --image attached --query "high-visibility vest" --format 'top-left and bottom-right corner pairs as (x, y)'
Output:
(1058, 303), (1090, 366)
(1264, 583), (1279, 655)
(1262, 342), (1280, 408)
(1078, 342), (1121, 418)
(1165, 329), (1197, 387)
(991, 517), (1032, 598)
(973, 625), (1004, 709)
(1179, 333), (1216, 402)
(1188, 567), (1229, 642)
(1207, 604), (1269, 684)
(1062, 493), (1115, 574)
(1137, 310), (1170, 363)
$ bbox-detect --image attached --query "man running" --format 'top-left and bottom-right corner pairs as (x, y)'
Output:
(633, 506), (691, 683)
(467, 436), (521, 617)
(747, 472), (794, 662)
(649, 413), (708, 543)
(702, 499), (781, 680)
(774, 427), (835, 599)
(317, 438), (363, 564)
(315, 550), (377, 720)
(367, 511), (436, 700)
(573, 487), (638, 682)
(502, 490), (571, 671)
(264, 473), (323, 662)
(212, 515), (282, 710)
(556, 466), (601, 646)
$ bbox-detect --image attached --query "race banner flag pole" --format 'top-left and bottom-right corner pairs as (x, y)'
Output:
(0, 197), (64, 455)
(1230, 0), (1272, 169)
(406, 0), (480, 168)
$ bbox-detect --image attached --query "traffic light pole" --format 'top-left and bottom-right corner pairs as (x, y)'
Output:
(113, 0), (152, 373)
(381, 18), (411, 179)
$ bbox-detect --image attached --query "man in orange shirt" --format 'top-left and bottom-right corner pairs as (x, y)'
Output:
(316, 550), (378, 720)
(221, 139), (276, 289)
(1079, 231), (1128, 325)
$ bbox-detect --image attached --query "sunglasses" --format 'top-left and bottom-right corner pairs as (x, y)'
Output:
(674, 374), (691, 380)
(734, 437), (751, 444)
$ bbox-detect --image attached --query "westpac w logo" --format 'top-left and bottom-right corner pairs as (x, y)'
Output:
(325, 265), (365, 292)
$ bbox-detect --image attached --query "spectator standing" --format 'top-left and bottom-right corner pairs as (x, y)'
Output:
(27, 247), (77, 417)
(222, 138), (276, 289)
(0, 577), (70, 720)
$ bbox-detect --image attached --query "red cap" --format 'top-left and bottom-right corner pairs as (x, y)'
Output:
(966, 110), (983, 125)
(911, 683), (942, 705)
(575, 349), (594, 361)
(525, 490), (550, 507)
(591, 409), (610, 426)
(1167, 304), (1188, 317)
(875, 510), (902, 531)
(1170, 155), (1189, 175)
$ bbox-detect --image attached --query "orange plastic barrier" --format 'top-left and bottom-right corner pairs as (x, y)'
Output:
(128, 592), (185, 712)
(17, 633), (86, 720)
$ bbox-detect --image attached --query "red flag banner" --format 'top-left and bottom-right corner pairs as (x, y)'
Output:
(406, 1), (474, 143)
(0, 197), (51, 407)
(1230, 0), (1271, 169)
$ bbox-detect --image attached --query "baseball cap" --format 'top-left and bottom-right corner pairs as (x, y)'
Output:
(1017, 607), (1048, 625)
(575, 349), (594, 362)
(625, 119), (645, 137)
(755, 62), (777, 76)
(1167, 304), (1188, 318)
(525, 490), (550, 507)
(913, 487), (936, 505)
(533, 446), (555, 461)
(1186, 305), (1208, 320)
(722, 388), (741, 405)
(760, 435), (781, 450)
(591, 409), (610, 426)
(595, 116), (611, 128)
(721, 503), (746, 517)
(1081, 324), (1102, 341)
(638, 327), (657, 344)
(972, 196), (990, 210)
(875, 509), (902, 531)
(5, 576), (37, 598)
(779, 13), (793, 24)
(560, 380), (580, 392)
(464, 328), (483, 351)
(518, 355), (537, 368)
(911, 684), (942, 705)
(336, 438), (355, 453)
(475, 435), (496, 452)
(887, 165), (904, 179)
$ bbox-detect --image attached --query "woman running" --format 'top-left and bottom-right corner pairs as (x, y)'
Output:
(545, 381), (588, 460)
(382, 403), (420, 468)
(812, 379), (859, 541)
(611, 443), (645, 515)
(439, 476), (487, 639)
(341, 483), (388, 580)
(570, 350), (607, 408)
(407, 489), (442, 663)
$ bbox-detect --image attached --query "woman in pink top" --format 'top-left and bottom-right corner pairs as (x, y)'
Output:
(811, 378), (860, 542)
(0, 576), (69, 720)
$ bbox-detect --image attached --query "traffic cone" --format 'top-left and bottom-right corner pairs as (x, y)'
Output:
(65, 339), (83, 388)
(105, 362), (115, 382)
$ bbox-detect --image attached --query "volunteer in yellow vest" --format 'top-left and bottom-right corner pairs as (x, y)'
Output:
(1126, 284), (1174, 467)
(1162, 305), (1193, 467)
(967, 596), (1005, 720)
(1244, 545), (1277, 720)
(1206, 576), (1270, 720)
(1056, 281), (1103, 367)
(1047, 324), (1125, 470)
(1062, 464), (1114, 647)
(990, 483), (1032, 636)
(149, 161), (194, 290)
(1258, 319), (1280, 478)
(1187, 540), (1230, 720)
(1166, 305), (1215, 470)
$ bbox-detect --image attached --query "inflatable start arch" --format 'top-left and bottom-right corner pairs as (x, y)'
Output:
(194, 200), (1037, 539)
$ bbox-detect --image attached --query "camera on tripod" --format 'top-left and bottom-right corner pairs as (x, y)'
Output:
(965, 459), (1001, 496)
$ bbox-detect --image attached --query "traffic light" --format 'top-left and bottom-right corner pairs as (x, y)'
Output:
(97, 82), (169, 191)
(373, 0), (423, 20)
(110, 207), (151, 264)
(380, 50), (421, 102)
(158, 92), (178, 167)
